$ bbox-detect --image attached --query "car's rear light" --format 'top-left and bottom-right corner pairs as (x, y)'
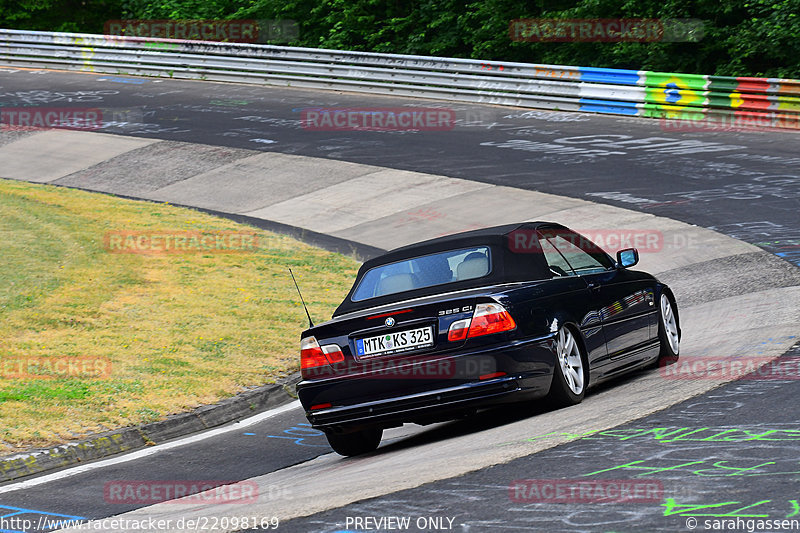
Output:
(447, 318), (471, 342)
(321, 344), (345, 364)
(311, 403), (332, 410)
(467, 303), (516, 338)
(480, 371), (507, 380)
(301, 338), (346, 378)
(301, 336), (328, 372)
(367, 309), (413, 320)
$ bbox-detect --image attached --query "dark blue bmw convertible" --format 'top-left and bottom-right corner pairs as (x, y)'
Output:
(296, 222), (680, 456)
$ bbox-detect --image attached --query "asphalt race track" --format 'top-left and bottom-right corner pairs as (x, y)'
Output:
(278, 345), (800, 533)
(0, 67), (799, 533)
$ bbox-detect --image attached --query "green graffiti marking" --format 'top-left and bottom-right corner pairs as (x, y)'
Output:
(662, 498), (772, 518)
(585, 460), (707, 477)
(583, 459), (800, 478)
(788, 501), (800, 518)
(662, 500), (800, 520)
(502, 427), (800, 446)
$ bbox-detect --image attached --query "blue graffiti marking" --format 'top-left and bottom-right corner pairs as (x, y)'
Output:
(98, 77), (146, 84)
(265, 422), (329, 447)
(0, 505), (84, 533)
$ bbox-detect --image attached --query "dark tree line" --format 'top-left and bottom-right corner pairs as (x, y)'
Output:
(1, 0), (798, 77)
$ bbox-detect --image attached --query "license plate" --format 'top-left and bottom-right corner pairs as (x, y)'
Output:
(356, 326), (434, 358)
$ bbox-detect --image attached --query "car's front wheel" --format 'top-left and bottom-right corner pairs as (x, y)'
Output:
(325, 426), (382, 457)
(658, 293), (680, 364)
(547, 326), (586, 407)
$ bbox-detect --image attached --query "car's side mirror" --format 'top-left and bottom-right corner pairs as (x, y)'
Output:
(617, 248), (639, 268)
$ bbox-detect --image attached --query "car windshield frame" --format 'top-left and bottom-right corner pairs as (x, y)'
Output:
(350, 246), (492, 302)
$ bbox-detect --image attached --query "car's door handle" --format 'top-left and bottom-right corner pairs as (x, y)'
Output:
(587, 282), (600, 291)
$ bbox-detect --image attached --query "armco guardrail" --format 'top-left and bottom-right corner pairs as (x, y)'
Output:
(1, 28), (799, 128)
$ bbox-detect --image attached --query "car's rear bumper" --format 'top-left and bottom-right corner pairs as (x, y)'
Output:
(305, 375), (541, 429)
(298, 334), (556, 431)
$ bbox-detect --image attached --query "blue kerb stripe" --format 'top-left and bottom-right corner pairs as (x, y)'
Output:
(580, 67), (641, 86)
(578, 98), (640, 115)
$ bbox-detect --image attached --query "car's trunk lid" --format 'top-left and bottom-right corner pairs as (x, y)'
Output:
(303, 284), (520, 379)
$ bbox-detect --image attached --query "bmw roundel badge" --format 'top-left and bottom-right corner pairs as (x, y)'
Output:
(385, 317), (396, 327)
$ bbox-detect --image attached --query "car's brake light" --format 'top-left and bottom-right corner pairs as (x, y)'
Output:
(467, 303), (516, 338)
(301, 337), (346, 378)
(447, 318), (471, 341)
(301, 336), (328, 373)
(446, 303), (516, 341)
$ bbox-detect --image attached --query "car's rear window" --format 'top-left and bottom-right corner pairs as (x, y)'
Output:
(351, 246), (491, 301)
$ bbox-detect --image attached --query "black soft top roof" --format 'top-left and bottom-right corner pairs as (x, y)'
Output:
(333, 221), (564, 317)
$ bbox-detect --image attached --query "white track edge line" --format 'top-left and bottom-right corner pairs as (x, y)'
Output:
(0, 400), (301, 494)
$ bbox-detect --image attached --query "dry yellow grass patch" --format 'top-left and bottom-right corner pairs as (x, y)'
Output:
(0, 178), (360, 453)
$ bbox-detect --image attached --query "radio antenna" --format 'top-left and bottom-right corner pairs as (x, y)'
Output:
(289, 268), (314, 328)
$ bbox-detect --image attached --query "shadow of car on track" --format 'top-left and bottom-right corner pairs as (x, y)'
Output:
(346, 366), (659, 458)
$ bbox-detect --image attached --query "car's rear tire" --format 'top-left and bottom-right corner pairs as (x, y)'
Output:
(546, 326), (587, 407)
(657, 293), (680, 365)
(325, 426), (382, 457)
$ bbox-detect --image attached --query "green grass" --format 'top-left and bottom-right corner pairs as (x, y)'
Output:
(0, 178), (360, 453)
